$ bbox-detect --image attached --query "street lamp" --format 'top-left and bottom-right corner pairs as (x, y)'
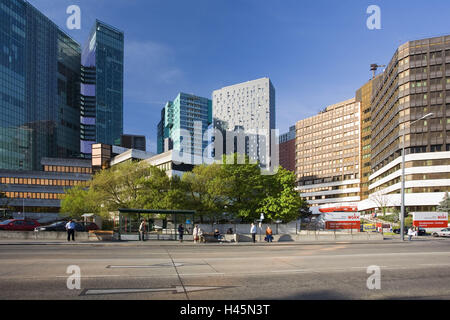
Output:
(400, 113), (433, 240)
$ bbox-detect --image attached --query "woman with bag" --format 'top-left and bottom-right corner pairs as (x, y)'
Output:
(193, 225), (200, 243)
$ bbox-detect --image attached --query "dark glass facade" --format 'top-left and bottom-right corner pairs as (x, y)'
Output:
(81, 20), (124, 157)
(0, 0), (81, 170)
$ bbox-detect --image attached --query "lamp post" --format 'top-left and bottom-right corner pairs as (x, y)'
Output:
(400, 113), (433, 240)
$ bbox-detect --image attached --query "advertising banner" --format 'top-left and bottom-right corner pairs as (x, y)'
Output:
(323, 212), (361, 230)
(412, 212), (448, 228)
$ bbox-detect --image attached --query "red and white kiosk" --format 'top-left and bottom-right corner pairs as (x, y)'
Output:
(319, 204), (360, 230)
(412, 212), (448, 229)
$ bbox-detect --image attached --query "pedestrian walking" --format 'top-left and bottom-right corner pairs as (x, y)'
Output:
(265, 225), (273, 243)
(250, 223), (257, 243)
(178, 224), (184, 243)
(65, 219), (76, 242)
(408, 226), (414, 241)
(139, 219), (146, 242)
(193, 225), (200, 243)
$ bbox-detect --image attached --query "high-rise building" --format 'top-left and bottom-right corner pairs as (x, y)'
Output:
(279, 126), (296, 172)
(356, 76), (379, 200)
(212, 78), (276, 168)
(0, 0), (81, 170)
(80, 20), (124, 157)
(157, 93), (212, 163)
(120, 134), (146, 151)
(359, 35), (450, 213)
(295, 98), (361, 212)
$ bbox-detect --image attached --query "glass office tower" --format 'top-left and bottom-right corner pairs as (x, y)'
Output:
(157, 93), (212, 162)
(81, 20), (124, 157)
(0, 0), (81, 170)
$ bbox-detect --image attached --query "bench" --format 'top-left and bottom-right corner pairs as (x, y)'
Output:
(200, 233), (225, 243)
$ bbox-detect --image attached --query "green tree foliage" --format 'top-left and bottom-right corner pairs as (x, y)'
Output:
(437, 192), (450, 213)
(258, 167), (306, 222)
(60, 155), (310, 223)
(181, 163), (230, 222)
(89, 161), (155, 212)
(222, 154), (265, 221)
(60, 185), (96, 219)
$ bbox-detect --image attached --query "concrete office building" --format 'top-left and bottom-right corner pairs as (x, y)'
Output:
(0, 157), (91, 221)
(355, 76), (383, 201)
(144, 150), (194, 178)
(359, 35), (450, 213)
(295, 98), (361, 212)
(212, 78), (276, 168)
(279, 125), (296, 172)
(157, 93), (212, 163)
(0, 0), (82, 170)
(80, 20), (124, 157)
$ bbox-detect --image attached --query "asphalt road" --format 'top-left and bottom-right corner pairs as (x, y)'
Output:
(0, 240), (449, 300)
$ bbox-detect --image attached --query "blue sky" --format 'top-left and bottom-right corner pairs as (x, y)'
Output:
(28, 0), (450, 153)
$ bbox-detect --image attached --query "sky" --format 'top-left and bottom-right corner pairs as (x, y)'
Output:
(27, 0), (450, 153)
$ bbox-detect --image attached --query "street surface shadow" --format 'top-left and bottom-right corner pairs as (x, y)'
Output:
(278, 234), (294, 242)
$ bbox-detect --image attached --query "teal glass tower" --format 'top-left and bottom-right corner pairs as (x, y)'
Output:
(0, 0), (81, 170)
(81, 20), (124, 157)
(157, 93), (212, 160)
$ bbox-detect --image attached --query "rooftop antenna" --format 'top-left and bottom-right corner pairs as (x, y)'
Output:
(370, 64), (386, 78)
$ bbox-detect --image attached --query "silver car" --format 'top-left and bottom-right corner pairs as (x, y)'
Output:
(432, 228), (450, 237)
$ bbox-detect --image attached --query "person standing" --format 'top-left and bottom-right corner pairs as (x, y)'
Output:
(65, 219), (76, 242)
(250, 223), (257, 243)
(178, 224), (184, 243)
(408, 226), (414, 241)
(198, 227), (204, 243)
(265, 225), (273, 243)
(193, 225), (199, 243)
(139, 219), (146, 242)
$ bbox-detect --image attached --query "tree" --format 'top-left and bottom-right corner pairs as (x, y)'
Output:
(182, 163), (230, 223)
(298, 198), (312, 220)
(437, 192), (450, 213)
(89, 160), (158, 214)
(136, 165), (175, 210)
(60, 185), (96, 219)
(258, 167), (306, 222)
(222, 154), (265, 221)
(369, 191), (392, 216)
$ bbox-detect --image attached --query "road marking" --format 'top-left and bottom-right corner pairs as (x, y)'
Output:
(80, 285), (233, 296)
(106, 262), (207, 268)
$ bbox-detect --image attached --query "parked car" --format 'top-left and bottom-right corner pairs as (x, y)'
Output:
(35, 221), (98, 232)
(393, 227), (426, 236)
(0, 219), (40, 231)
(393, 228), (408, 235)
(432, 228), (450, 237)
(417, 227), (427, 236)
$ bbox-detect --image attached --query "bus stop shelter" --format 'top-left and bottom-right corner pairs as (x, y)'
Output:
(117, 208), (196, 241)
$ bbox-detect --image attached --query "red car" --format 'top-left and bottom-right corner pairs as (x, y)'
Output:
(0, 219), (41, 231)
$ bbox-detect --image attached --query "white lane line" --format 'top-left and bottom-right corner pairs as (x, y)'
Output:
(81, 285), (228, 296)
